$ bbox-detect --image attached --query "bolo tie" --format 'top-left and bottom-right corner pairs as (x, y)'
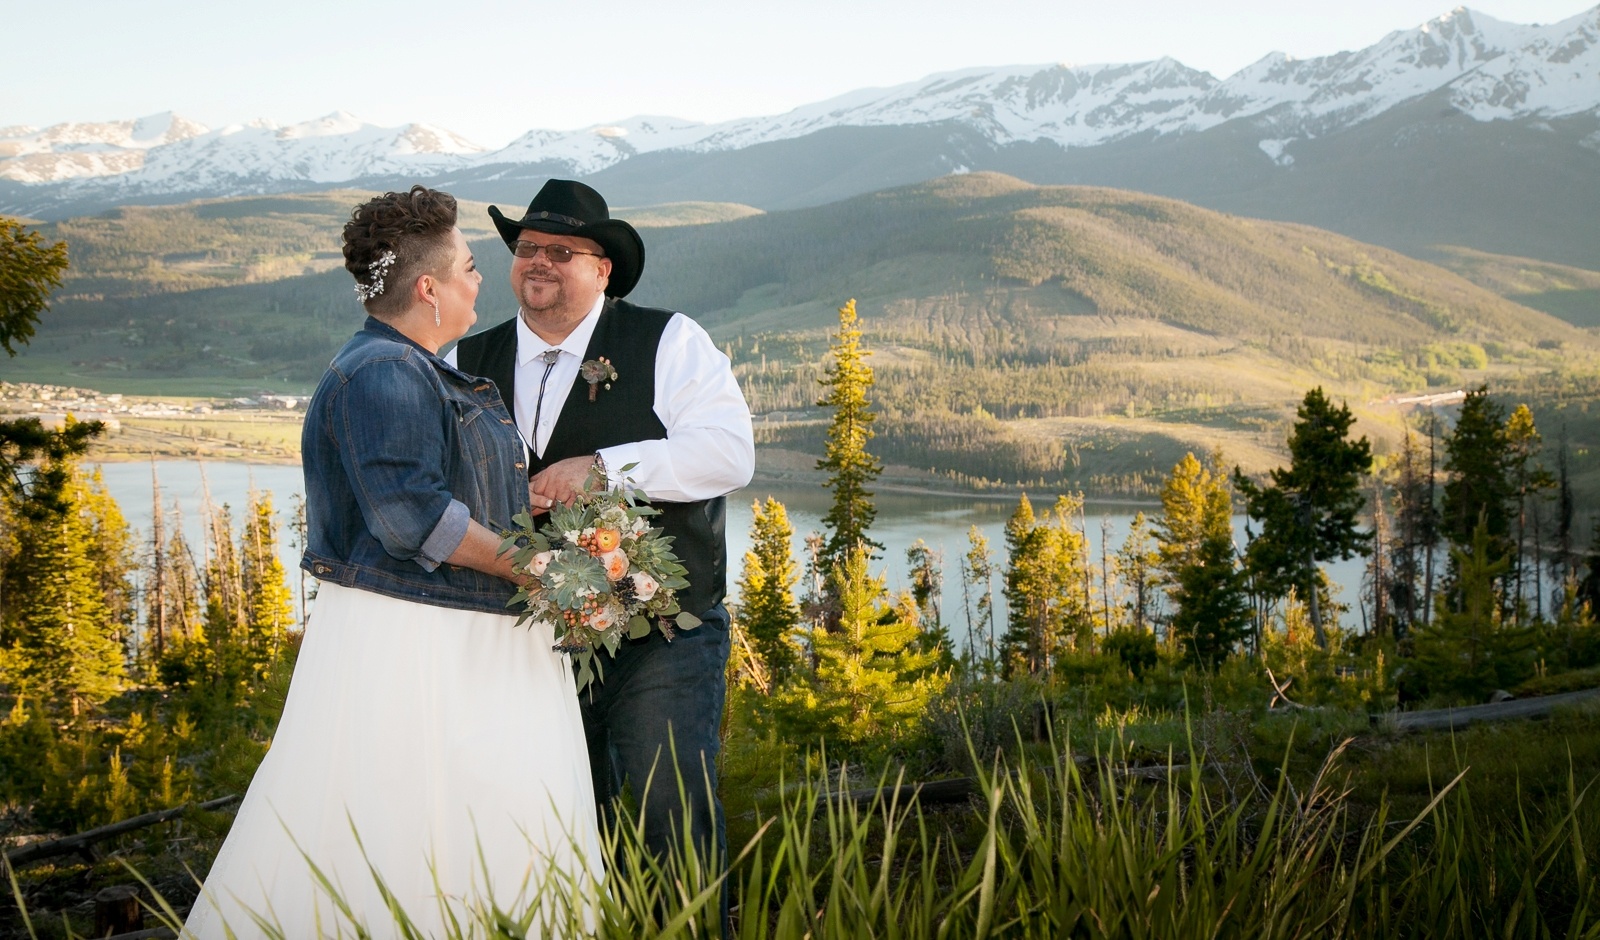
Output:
(527, 349), (562, 474)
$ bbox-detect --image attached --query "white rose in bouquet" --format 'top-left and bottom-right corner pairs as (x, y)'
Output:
(629, 571), (659, 601)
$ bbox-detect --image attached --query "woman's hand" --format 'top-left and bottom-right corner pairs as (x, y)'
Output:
(528, 481), (560, 516)
(529, 455), (595, 510)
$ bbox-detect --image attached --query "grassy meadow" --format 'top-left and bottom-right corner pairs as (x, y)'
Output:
(8, 656), (1600, 938)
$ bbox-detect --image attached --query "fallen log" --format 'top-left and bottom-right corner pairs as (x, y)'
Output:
(832, 763), (1198, 808)
(4, 793), (241, 869)
(1382, 687), (1600, 733)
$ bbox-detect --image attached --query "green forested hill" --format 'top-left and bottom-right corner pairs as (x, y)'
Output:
(10, 174), (1598, 496)
(628, 173), (1598, 494)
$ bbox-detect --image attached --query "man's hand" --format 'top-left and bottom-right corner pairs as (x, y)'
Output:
(530, 455), (597, 509)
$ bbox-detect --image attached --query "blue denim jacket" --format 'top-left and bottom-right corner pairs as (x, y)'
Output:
(300, 317), (529, 614)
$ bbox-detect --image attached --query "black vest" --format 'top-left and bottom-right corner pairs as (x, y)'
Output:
(454, 299), (727, 615)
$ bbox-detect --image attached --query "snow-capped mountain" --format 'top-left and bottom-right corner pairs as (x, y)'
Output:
(480, 5), (1600, 173)
(120, 112), (483, 196)
(0, 112), (208, 182)
(1, 111), (482, 189)
(3, 4), (1597, 214)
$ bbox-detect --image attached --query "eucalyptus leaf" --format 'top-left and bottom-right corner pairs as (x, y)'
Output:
(628, 615), (652, 640)
(675, 611), (702, 631)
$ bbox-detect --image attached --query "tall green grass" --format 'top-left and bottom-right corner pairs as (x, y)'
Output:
(14, 732), (1594, 939)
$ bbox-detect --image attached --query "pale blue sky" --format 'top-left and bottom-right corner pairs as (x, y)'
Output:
(6, 0), (1593, 148)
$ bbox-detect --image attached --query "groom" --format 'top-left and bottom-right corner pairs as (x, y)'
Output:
(448, 180), (753, 880)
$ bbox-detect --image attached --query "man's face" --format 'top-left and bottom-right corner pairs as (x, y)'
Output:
(511, 231), (611, 324)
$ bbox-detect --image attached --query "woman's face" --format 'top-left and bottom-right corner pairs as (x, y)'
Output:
(434, 227), (482, 339)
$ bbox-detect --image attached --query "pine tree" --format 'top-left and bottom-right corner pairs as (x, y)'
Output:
(1158, 452), (1233, 581)
(771, 547), (946, 750)
(200, 502), (249, 688)
(0, 225), (105, 524)
(153, 516), (207, 689)
(905, 538), (951, 658)
(1000, 494), (1041, 674)
(0, 456), (126, 716)
(1, 417), (105, 520)
(241, 491), (295, 672)
(1001, 494), (1091, 676)
(1442, 387), (1513, 565)
(1158, 453), (1249, 665)
(0, 216), (69, 356)
(816, 299), (883, 571)
(1169, 529), (1252, 668)
(1554, 428), (1576, 589)
(1235, 389), (1373, 647)
(735, 497), (801, 684)
(79, 467), (136, 652)
(1503, 404), (1552, 623)
(1411, 514), (1534, 701)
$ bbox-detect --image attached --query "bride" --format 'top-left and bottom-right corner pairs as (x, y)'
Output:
(185, 186), (600, 938)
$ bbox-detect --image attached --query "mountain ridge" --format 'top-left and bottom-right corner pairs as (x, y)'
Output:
(4, 5), (1596, 210)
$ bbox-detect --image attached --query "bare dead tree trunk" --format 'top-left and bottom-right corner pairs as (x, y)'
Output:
(148, 461), (167, 663)
(1370, 478), (1388, 638)
(1100, 516), (1114, 638)
(1424, 412), (1439, 629)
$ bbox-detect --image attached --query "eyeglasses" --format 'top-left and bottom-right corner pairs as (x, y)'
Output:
(510, 240), (605, 263)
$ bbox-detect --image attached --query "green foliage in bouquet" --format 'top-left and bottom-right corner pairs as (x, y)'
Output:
(500, 469), (699, 690)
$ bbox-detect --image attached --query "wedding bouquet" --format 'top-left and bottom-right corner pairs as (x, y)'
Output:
(502, 470), (699, 689)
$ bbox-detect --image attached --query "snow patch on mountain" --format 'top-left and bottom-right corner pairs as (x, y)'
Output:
(1258, 139), (1296, 166)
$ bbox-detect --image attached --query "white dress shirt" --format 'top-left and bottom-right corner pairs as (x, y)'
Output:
(446, 297), (754, 503)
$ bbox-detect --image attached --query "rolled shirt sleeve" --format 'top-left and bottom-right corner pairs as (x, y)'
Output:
(417, 499), (470, 571)
(598, 313), (754, 502)
(333, 359), (470, 569)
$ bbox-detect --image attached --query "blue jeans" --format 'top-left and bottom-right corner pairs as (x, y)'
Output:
(580, 604), (731, 909)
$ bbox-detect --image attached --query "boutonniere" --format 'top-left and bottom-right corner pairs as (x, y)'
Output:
(581, 357), (618, 401)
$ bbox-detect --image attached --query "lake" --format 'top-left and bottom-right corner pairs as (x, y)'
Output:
(93, 461), (1371, 640)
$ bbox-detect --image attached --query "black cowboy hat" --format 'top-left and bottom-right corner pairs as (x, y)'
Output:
(488, 179), (645, 298)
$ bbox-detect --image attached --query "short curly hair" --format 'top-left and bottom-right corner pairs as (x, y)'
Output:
(342, 186), (459, 318)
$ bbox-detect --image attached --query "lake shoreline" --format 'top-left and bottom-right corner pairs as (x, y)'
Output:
(86, 446), (1163, 508)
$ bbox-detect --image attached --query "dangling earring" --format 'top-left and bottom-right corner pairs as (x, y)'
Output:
(431, 299), (441, 327)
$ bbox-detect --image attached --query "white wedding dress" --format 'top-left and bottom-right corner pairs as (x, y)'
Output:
(184, 583), (602, 939)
